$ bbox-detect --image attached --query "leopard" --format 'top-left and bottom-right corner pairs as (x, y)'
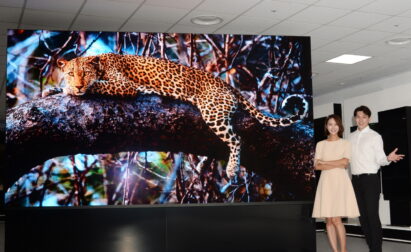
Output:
(57, 53), (308, 179)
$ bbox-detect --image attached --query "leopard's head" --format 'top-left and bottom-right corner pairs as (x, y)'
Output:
(57, 56), (101, 96)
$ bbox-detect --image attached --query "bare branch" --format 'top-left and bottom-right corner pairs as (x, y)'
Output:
(203, 34), (223, 57)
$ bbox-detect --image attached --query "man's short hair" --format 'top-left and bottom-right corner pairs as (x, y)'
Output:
(354, 105), (371, 117)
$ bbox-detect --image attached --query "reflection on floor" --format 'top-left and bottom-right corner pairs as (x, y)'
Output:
(316, 232), (411, 252)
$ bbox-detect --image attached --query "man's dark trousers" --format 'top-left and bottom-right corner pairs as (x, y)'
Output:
(352, 173), (382, 252)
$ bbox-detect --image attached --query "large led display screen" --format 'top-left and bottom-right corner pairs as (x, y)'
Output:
(5, 30), (314, 206)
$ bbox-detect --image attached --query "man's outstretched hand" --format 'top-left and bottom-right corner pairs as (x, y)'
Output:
(388, 148), (405, 163)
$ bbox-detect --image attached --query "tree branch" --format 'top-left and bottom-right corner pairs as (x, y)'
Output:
(5, 93), (314, 189)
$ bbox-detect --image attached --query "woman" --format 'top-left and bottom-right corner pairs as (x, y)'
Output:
(312, 114), (360, 252)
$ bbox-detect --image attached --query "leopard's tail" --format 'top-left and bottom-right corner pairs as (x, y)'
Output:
(236, 91), (308, 127)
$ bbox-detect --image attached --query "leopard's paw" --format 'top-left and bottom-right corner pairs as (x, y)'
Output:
(42, 87), (63, 97)
(226, 167), (236, 179)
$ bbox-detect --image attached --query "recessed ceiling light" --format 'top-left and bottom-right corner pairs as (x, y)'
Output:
(386, 37), (411, 46)
(191, 16), (223, 26)
(326, 54), (371, 64)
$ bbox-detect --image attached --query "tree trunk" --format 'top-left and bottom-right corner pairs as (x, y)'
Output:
(5, 93), (314, 189)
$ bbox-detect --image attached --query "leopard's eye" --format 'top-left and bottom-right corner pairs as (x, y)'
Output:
(68, 72), (74, 77)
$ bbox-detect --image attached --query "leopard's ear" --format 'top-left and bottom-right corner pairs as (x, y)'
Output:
(88, 56), (100, 65)
(57, 59), (68, 69)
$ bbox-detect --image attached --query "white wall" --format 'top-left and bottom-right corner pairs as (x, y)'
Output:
(314, 70), (411, 130)
(313, 103), (334, 119)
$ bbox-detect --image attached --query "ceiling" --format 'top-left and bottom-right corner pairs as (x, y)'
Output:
(1, 0), (411, 98)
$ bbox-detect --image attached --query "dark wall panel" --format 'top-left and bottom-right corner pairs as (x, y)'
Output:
(379, 106), (411, 226)
(379, 106), (411, 200)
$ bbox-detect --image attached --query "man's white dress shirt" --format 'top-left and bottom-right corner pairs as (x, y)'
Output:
(348, 126), (390, 175)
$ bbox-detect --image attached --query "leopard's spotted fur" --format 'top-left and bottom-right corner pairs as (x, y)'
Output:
(58, 53), (307, 178)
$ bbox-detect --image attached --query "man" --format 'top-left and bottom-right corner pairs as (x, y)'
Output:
(349, 105), (404, 252)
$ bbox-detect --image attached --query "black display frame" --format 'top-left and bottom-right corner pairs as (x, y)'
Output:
(5, 201), (316, 252)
